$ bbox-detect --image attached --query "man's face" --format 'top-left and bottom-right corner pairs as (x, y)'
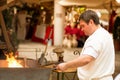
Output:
(79, 20), (91, 36)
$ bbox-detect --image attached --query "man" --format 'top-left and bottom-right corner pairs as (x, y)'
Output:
(56, 10), (115, 80)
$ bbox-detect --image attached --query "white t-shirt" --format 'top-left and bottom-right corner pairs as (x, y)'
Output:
(77, 26), (115, 80)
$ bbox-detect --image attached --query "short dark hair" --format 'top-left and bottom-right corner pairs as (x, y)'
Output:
(79, 10), (100, 25)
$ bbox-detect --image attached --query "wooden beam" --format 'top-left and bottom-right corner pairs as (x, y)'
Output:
(0, 0), (16, 11)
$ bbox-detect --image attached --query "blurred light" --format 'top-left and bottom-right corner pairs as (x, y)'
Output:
(14, 7), (17, 15)
(41, 6), (44, 10)
(116, 0), (120, 3)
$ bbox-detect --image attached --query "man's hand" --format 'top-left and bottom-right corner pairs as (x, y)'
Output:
(56, 63), (68, 71)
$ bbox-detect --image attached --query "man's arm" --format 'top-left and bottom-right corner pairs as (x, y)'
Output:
(56, 54), (95, 71)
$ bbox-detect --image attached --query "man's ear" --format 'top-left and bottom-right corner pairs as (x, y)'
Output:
(89, 19), (94, 24)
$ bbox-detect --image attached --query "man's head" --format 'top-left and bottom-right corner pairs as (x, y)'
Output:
(79, 10), (100, 36)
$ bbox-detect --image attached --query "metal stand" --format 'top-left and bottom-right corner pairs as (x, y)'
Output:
(53, 47), (64, 62)
(53, 68), (78, 80)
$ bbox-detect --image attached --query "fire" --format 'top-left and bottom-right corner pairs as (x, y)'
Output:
(5, 51), (23, 68)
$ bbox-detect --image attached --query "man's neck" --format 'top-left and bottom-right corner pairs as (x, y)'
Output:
(89, 24), (100, 36)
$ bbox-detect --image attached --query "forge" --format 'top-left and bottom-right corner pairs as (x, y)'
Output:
(0, 58), (52, 80)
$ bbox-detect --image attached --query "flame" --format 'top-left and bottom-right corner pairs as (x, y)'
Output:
(5, 52), (23, 68)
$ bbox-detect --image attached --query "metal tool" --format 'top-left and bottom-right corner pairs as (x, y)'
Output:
(38, 29), (53, 66)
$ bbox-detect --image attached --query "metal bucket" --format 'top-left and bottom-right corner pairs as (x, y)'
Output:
(0, 68), (52, 80)
(0, 59), (52, 80)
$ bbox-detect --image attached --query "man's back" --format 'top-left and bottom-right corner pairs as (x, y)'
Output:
(77, 27), (115, 80)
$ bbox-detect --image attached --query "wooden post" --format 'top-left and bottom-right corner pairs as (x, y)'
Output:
(0, 12), (14, 51)
(0, 0), (18, 52)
